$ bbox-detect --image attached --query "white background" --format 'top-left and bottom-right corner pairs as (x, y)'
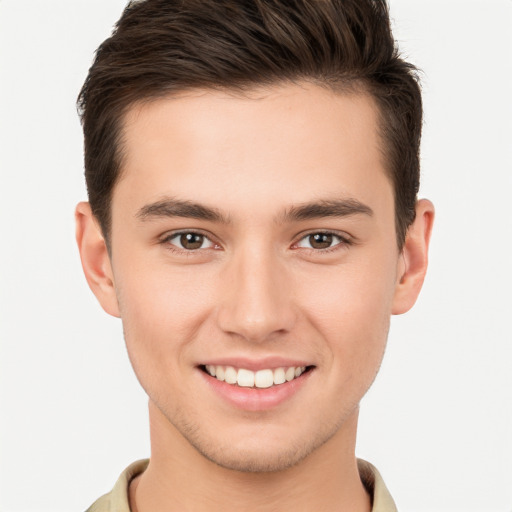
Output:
(0, 1), (511, 511)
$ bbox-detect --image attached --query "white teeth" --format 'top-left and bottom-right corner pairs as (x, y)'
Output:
(205, 365), (309, 388)
(255, 369), (274, 388)
(285, 367), (295, 381)
(273, 367), (286, 385)
(215, 366), (225, 381)
(224, 366), (237, 384)
(237, 368), (255, 387)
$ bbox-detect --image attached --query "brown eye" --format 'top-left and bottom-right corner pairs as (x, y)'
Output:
(295, 232), (348, 252)
(308, 233), (333, 249)
(179, 233), (205, 250)
(164, 231), (215, 251)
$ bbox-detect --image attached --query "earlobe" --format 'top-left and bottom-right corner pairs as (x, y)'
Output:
(392, 199), (435, 315)
(75, 202), (121, 318)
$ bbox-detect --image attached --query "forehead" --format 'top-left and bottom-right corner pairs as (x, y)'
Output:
(116, 83), (391, 218)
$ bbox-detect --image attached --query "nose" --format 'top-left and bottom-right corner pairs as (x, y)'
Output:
(216, 245), (296, 343)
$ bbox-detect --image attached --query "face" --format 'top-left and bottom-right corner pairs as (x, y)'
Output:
(88, 83), (416, 472)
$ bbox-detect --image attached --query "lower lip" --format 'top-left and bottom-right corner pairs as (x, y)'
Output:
(199, 368), (313, 412)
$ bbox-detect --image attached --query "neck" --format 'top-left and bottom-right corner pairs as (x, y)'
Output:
(130, 401), (371, 512)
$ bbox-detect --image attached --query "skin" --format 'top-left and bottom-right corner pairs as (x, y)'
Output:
(76, 82), (434, 511)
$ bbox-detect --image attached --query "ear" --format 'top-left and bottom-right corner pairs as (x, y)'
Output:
(75, 202), (120, 317)
(392, 199), (435, 315)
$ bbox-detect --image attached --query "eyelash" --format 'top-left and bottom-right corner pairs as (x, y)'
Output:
(159, 230), (352, 255)
(292, 230), (353, 254)
(159, 230), (219, 255)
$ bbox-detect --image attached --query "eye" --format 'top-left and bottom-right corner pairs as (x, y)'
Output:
(295, 232), (348, 250)
(164, 232), (216, 251)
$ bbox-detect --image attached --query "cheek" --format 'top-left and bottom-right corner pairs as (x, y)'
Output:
(299, 257), (397, 374)
(116, 256), (214, 325)
(113, 262), (214, 377)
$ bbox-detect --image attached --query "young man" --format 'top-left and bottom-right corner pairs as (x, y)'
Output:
(76, 0), (434, 510)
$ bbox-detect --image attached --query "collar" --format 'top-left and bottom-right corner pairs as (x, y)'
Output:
(86, 458), (397, 512)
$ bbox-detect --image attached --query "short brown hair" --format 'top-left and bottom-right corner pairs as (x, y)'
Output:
(78, 0), (422, 247)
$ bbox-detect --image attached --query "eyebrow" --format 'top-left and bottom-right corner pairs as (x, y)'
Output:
(136, 196), (373, 224)
(279, 198), (373, 222)
(136, 198), (230, 224)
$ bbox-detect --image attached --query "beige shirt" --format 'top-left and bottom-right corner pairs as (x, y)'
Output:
(86, 458), (397, 512)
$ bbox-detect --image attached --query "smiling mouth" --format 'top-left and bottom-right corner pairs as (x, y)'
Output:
(201, 365), (313, 389)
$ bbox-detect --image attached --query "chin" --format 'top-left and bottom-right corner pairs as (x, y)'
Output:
(193, 440), (314, 473)
(180, 420), (342, 474)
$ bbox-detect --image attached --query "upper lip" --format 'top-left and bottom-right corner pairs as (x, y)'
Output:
(199, 357), (313, 372)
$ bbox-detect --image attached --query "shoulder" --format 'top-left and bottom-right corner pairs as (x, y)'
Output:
(85, 459), (149, 512)
(358, 459), (398, 512)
